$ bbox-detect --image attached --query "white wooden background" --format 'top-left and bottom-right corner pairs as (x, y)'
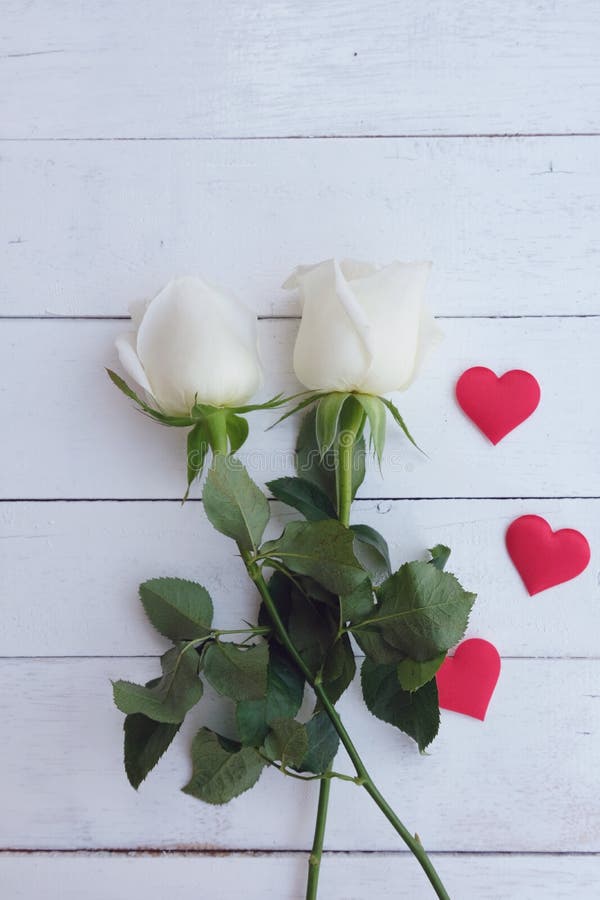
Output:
(1, 2), (599, 897)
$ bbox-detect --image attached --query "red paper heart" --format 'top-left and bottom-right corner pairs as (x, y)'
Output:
(436, 639), (501, 721)
(456, 366), (541, 444)
(506, 515), (590, 595)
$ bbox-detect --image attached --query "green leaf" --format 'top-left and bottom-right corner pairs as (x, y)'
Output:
(124, 704), (180, 789)
(355, 561), (475, 661)
(295, 407), (366, 504)
(298, 712), (340, 774)
(321, 634), (356, 704)
(226, 413), (249, 455)
(396, 653), (447, 692)
(261, 519), (367, 596)
(185, 423), (210, 499)
(361, 658), (440, 752)
(315, 392), (350, 457)
(267, 476), (336, 521)
(203, 641), (268, 701)
(340, 578), (375, 624)
(355, 395), (387, 464)
(183, 728), (265, 804)
(113, 644), (203, 723)
(203, 456), (270, 551)
(380, 396), (422, 452)
(353, 629), (406, 665)
(351, 524), (392, 585)
(236, 646), (304, 746)
(429, 544), (451, 572)
(264, 719), (308, 769)
(139, 578), (213, 641)
(288, 592), (337, 677)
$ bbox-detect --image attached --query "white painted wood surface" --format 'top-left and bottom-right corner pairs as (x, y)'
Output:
(1, 318), (599, 500)
(2, 854), (599, 900)
(2, 1), (600, 138)
(1, 658), (598, 852)
(1, 499), (598, 658)
(3, 137), (599, 317)
(2, 0), (599, 896)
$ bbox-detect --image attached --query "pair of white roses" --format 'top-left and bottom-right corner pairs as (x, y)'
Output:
(116, 258), (440, 416)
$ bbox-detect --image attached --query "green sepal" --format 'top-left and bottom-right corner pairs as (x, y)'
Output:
(106, 369), (194, 427)
(184, 422), (211, 499)
(225, 412), (249, 454)
(355, 394), (387, 464)
(315, 392), (350, 457)
(379, 396), (423, 453)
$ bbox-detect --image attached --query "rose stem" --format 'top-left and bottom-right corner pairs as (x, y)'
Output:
(306, 401), (365, 899)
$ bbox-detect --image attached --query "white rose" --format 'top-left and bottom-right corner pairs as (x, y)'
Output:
(115, 276), (262, 415)
(285, 258), (441, 395)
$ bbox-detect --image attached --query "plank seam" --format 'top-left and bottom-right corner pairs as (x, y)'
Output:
(0, 849), (598, 857)
(1, 133), (600, 142)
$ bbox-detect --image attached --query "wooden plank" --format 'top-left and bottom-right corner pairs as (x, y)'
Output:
(2, 1), (599, 138)
(0, 318), (598, 500)
(2, 137), (599, 317)
(0, 658), (597, 851)
(1, 852), (598, 900)
(1, 498), (597, 658)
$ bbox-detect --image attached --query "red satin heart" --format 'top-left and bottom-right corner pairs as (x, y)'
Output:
(456, 366), (541, 444)
(436, 639), (501, 721)
(506, 515), (590, 596)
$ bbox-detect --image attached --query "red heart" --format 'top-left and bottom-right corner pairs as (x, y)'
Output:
(436, 639), (501, 721)
(506, 515), (590, 595)
(456, 366), (541, 444)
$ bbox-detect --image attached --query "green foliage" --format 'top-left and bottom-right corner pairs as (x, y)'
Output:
(261, 519), (368, 596)
(354, 561), (475, 661)
(203, 456), (270, 551)
(203, 641), (268, 701)
(236, 646), (304, 746)
(321, 634), (356, 704)
(183, 728), (265, 804)
(379, 396), (422, 452)
(225, 412), (249, 454)
(315, 392), (350, 457)
(264, 719), (309, 769)
(353, 629), (406, 665)
(139, 578), (213, 641)
(428, 544), (451, 571)
(124, 705), (180, 789)
(396, 653), (447, 692)
(351, 524), (392, 585)
(295, 408), (366, 505)
(361, 658), (440, 752)
(185, 422), (210, 497)
(113, 644), (203, 723)
(267, 476), (336, 521)
(355, 394), (387, 464)
(299, 712), (340, 775)
(106, 369), (193, 427)
(340, 578), (375, 624)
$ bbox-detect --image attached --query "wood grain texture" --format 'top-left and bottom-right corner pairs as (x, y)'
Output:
(1, 853), (598, 900)
(0, 317), (597, 499)
(2, 137), (600, 317)
(1, 498), (597, 657)
(0, 657), (598, 852)
(2, 1), (600, 138)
